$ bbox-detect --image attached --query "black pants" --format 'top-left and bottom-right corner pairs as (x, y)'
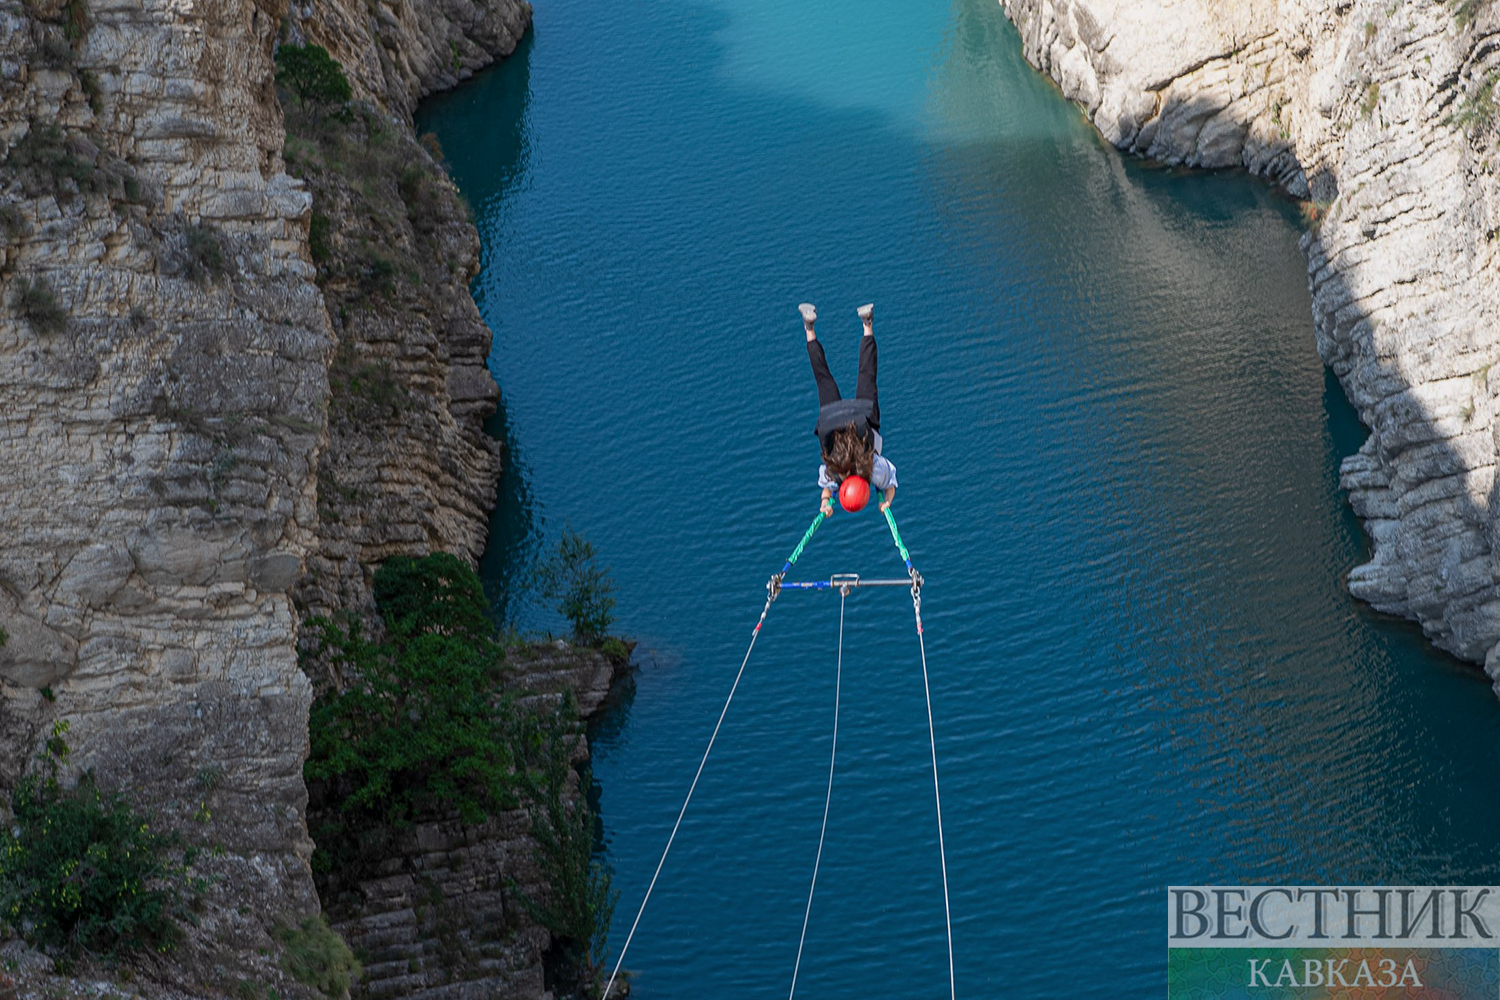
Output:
(807, 335), (879, 430)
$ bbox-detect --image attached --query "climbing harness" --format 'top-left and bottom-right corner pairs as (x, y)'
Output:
(602, 509), (952, 1000)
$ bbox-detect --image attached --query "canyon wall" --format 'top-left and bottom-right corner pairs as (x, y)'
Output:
(0, 0), (328, 989)
(0, 0), (532, 991)
(999, 0), (1500, 677)
(319, 645), (621, 1000)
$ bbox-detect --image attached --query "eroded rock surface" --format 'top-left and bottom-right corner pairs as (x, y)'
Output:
(319, 643), (625, 1000)
(0, 0), (532, 990)
(1000, 0), (1500, 674)
(0, 0), (326, 988)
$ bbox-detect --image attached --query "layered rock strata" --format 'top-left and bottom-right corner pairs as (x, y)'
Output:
(0, 0), (532, 991)
(280, 105), (502, 617)
(318, 644), (623, 1000)
(999, 0), (1500, 673)
(0, 0), (327, 990)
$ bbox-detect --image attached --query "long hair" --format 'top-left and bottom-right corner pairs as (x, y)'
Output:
(822, 424), (874, 481)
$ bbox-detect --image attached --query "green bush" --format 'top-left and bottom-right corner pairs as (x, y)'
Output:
(0, 722), (200, 957)
(305, 553), (616, 994)
(1449, 0), (1485, 28)
(332, 354), (406, 420)
(14, 277), (66, 334)
(61, 0), (89, 42)
(539, 530), (616, 645)
(304, 555), (521, 845)
(1446, 70), (1500, 135)
(78, 67), (102, 114)
(372, 552), (493, 642)
(5, 125), (94, 194)
(183, 223), (227, 284)
(515, 753), (616, 999)
(598, 637), (630, 665)
(358, 252), (395, 297)
(272, 915), (360, 1000)
(274, 44), (351, 110)
(397, 166), (442, 235)
(307, 212), (332, 264)
(1, 204), (29, 243)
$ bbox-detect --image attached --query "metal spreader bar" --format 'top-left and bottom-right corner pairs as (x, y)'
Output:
(780, 573), (915, 592)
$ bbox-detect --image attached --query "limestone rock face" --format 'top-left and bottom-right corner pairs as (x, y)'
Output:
(286, 0), (531, 118)
(281, 108), (504, 618)
(283, 0), (528, 616)
(0, 0), (327, 978)
(999, 0), (1500, 674)
(319, 644), (624, 1000)
(0, 0), (531, 988)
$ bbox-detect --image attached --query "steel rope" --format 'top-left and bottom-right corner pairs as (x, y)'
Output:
(912, 583), (955, 1000)
(601, 590), (774, 999)
(787, 588), (845, 999)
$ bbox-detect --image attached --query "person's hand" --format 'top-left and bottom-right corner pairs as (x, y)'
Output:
(879, 498), (891, 513)
(820, 498), (834, 517)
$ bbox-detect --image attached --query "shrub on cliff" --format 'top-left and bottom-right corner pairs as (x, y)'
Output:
(0, 722), (202, 957)
(372, 552), (493, 642)
(274, 44), (351, 111)
(303, 554), (525, 850)
(182, 222), (228, 284)
(0, 204), (28, 245)
(514, 746), (617, 999)
(272, 915), (360, 1000)
(2, 125), (146, 206)
(1446, 69), (1500, 136)
(539, 529), (617, 645)
(305, 554), (617, 995)
(13, 276), (66, 334)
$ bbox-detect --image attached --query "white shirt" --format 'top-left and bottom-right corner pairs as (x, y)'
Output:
(818, 454), (898, 491)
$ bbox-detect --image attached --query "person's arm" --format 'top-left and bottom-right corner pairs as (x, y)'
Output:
(818, 463), (835, 515)
(874, 455), (898, 511)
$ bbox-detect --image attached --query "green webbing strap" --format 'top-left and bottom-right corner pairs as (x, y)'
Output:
(780, 511), (826, 578)
(883, 505), (912, 570)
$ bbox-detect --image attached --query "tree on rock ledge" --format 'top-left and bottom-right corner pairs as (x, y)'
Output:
(274, 43), (351, 111)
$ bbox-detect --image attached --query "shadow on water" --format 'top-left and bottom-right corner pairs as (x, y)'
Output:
(417, 0), (1500, 995)
(421, 36), (543, 624)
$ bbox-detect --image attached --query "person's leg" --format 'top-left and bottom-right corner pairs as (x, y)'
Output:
(803, 303), (842, 405)
(855, 303), (878, 427)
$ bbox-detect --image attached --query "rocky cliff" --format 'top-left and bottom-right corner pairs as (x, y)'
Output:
(0, 0), (534, 991)
(318, 644), (622, 1000)
(999, 0), (1500, 676)
(0, 0), (329, 990)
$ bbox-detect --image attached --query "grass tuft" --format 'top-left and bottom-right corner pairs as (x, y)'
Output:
(272, 916), (360, 1000)
(14, 276), (67, 333)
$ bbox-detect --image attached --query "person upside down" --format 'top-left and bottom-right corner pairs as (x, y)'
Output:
(800, 301), (897, 516)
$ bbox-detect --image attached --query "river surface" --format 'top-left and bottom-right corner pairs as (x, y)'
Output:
(417, 0), (1500, 995)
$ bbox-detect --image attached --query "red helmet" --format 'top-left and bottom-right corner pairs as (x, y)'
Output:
(839, 475), (870, 512)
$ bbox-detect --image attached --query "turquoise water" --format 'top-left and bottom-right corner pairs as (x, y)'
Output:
(417, 0), (1500, 995)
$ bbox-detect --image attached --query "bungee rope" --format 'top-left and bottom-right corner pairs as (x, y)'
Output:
(778, 509), (827, 581)
(602, 515), (819, 998)
(603, 507), (954, 1000)
(883, 503), (915, 575)
(788, 587), (845, 1000)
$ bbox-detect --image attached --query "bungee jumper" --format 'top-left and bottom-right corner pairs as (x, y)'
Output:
(802, 301), (897, 516)
(600, 301), (953, 1000)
